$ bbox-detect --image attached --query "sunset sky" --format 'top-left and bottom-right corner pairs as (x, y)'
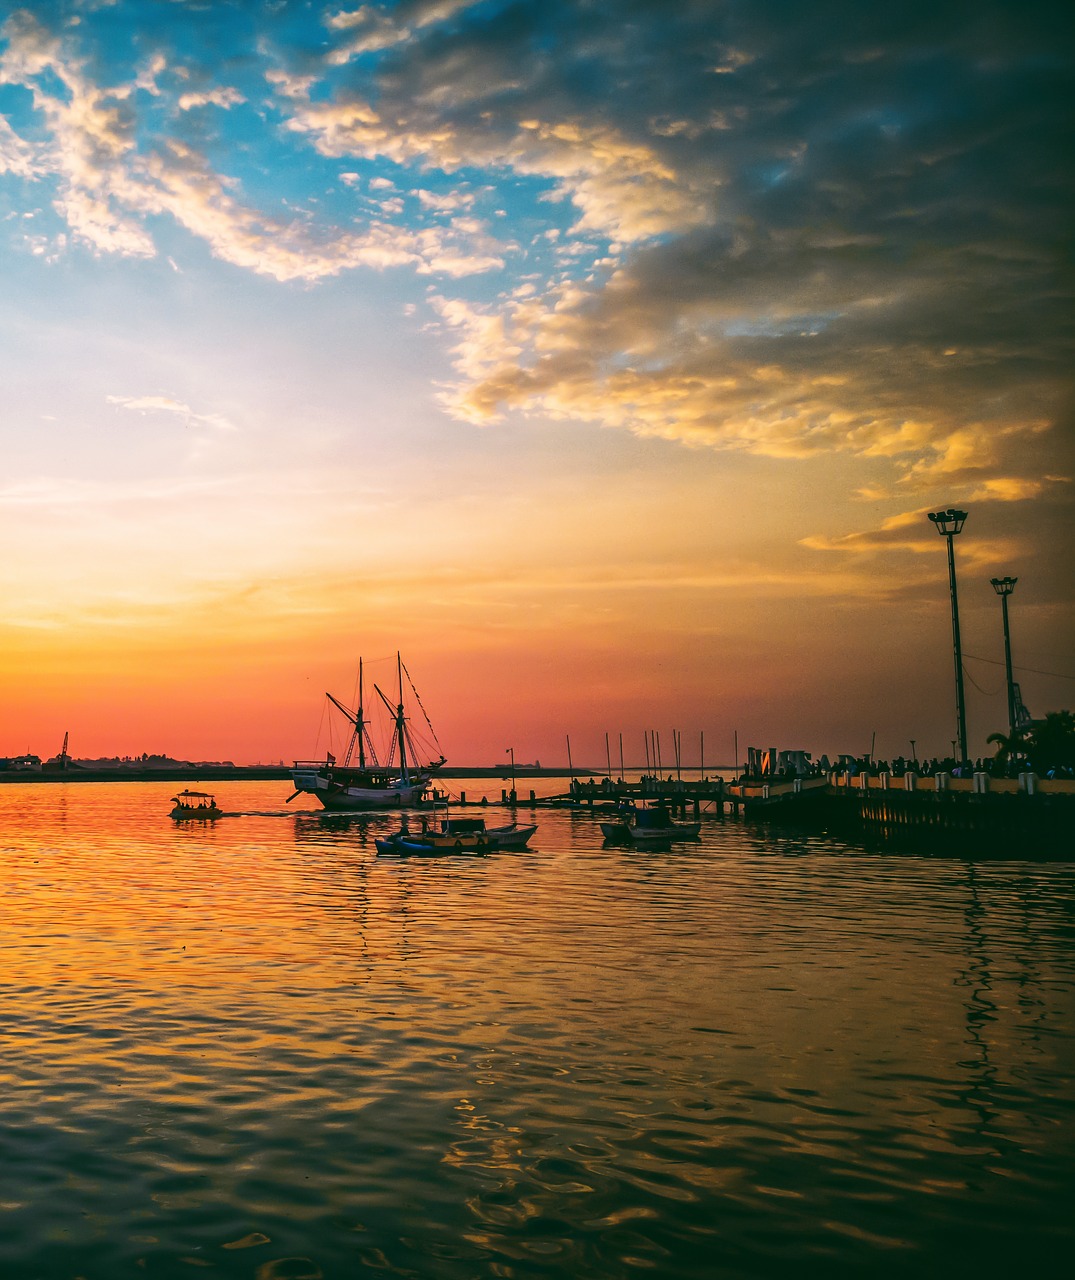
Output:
(1, 0), (1072, 768)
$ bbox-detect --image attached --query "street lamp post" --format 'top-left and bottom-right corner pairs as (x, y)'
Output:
(506, 746), (515, 802)
(928, 507), (969, 765)
(990, 576), (1018, 737)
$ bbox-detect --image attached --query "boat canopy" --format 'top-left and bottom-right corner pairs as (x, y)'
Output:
(172, 790), (217, 802)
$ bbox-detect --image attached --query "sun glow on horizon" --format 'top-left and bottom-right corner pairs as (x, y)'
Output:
(1, 1), (1071, 766)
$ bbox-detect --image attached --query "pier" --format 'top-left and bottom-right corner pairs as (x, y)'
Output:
(454, 769), (1074, 857)
(823, 769), (1074, 853)
(439, 775), (729, 817)
(725, 770), (1074, 856)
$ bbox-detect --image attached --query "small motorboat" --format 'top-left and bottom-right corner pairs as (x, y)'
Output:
(600, 802), (700, 845)
(170, 790), (222, 820)
(374, 811), (538, 856)
(374, 833), (489, 856)
(375, 813), (490, 855)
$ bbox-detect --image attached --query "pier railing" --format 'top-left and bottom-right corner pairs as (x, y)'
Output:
(828, 771), (1075, 797)
(725, 776), (829, 805)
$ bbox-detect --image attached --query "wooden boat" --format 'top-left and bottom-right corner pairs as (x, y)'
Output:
(600, 802), (700, 845)
(484, 820), (539, 849)
(375, 812), (538, 856)
(289, 654), (446, 811)
(374, 833), (488, 856)
(170, 790), (222, 820)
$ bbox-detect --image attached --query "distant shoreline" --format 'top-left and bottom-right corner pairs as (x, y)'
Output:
(0, 764), (603, 785)
(0, 766), (292, 784)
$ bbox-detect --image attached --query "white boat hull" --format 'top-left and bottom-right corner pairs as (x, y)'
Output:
(291, 768), (429, 811)
(485, 822), (538, 849)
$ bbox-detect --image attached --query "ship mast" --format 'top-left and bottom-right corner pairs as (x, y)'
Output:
(331, 658), (369, 769)
(396, 651), (408, 783)
(356, 659), (366, 768)
(373, 652), (410, 782)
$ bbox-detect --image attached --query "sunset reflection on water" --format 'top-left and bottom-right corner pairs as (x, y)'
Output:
(2, 780), (1074, 1278)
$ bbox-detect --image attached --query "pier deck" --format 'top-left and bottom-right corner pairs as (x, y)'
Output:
(481, 770), (1073, 856)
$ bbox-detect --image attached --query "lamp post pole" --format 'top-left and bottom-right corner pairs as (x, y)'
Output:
(928, 508), (969, 766)
(990, 576), (1018, 737)
(506, 746), (515, 801)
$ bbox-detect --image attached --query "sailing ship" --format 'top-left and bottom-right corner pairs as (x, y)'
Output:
(289, 654), (446, 811)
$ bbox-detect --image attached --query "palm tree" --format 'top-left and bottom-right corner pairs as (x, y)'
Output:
(989, 711), (1075, 774)
(1025, 711), (1075, 773)
(987, 727), (1027, 770)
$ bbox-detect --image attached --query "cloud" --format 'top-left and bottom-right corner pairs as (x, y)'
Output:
(177, 87), (246, 112)
(2, 0), (1070, 507)
(415, 187), (474, 212)
(1, 9), (156, 256)
(0, 9), (506, 279)
(108, 393), (239, 433)
(801, 509), (946, 556)
(799, 504), (1025, 572)
(326, 0), (485, 61)
(246, 1), (1070, 507)
(429, 266), (1029, 477)
(285, 95), (708, 245)
(966, 476), (1068, 504)
(0, 113), (40, 178)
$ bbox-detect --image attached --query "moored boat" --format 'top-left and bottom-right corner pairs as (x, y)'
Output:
(484, 820), (539, 849)
(289, 654), (445, 811)
(600, 801), (700, 844)
(170, 790), (222, 820)
(374, 833), (489, 857)
(375, 812), (538, 855)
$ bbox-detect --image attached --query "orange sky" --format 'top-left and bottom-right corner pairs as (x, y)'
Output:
(1, 3), (1072, 767)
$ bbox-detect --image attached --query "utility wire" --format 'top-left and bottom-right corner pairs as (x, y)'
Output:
(963, 653), (1075, 681)
(962, 663), (1002, 695)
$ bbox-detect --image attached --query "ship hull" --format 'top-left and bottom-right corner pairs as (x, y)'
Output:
(291, 764), (430, 810)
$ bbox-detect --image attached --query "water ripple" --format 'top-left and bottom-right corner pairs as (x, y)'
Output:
(1, 781), (1073, 1277)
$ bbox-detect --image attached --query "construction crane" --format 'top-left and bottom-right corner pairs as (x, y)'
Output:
(58, 731), (69, 769)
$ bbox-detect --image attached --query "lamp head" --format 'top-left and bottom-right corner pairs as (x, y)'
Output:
(991, 576), (1017, 597)
(927, 508), (968, 536)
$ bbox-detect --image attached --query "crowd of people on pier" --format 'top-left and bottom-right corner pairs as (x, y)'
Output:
(570, 760), (1074, 789)
(835, 755), (1073, 781)
(767, 751), (1072, 782)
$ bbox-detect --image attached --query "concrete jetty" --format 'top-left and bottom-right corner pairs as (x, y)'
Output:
(727, 770), (1074, 856)
(488, 769), (1073, 856)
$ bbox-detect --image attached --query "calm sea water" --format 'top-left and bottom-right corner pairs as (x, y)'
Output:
(2, 779), (1073, 1279)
